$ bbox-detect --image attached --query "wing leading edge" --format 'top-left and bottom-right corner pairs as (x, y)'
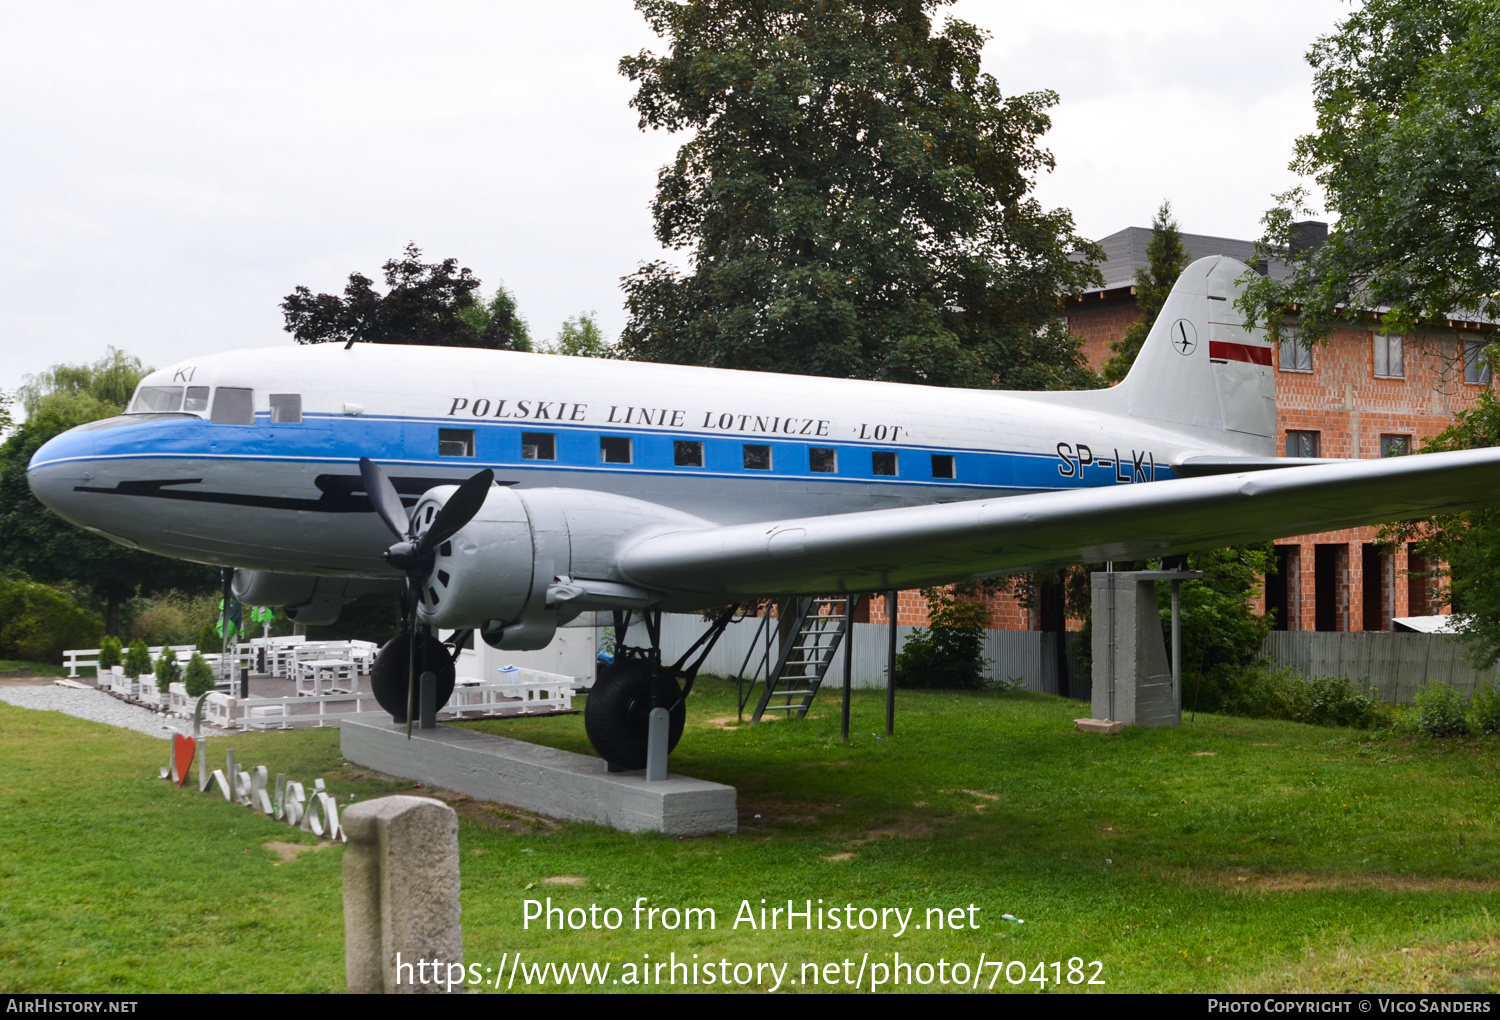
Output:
(616, 448), (1500, 600)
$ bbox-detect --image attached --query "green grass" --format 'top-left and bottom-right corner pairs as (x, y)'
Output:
(3, 680), (1500, 993)
(0, 659), (73, 677)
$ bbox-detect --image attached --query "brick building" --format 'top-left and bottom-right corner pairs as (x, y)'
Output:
(1068, 223), (1497, 632)
(871, 222), (1496, 636)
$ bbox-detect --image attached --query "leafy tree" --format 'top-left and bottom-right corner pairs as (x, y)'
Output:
(1239, 0), (1500, 347)
(281, 244), (531, 350)
(894, 584), (992, 689)
(618, 0), (1103, 389)
(456, 285), (534, 351)
(0, 392), (13, 437)
(544, 312), (617, 358)
(0, 574), (101, 663)
(1171, 545), (1277, 713)
(0, 406), (218, 634)
(17, 347), (149, 420)
(1100, 201), (1190, 383)
(122, 639), (152, 680)
(183, 652), (215, 698)
(1383, 389), (1500, 665)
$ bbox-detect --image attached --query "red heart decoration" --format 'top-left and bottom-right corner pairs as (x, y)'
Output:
(173, 734), (196, 787)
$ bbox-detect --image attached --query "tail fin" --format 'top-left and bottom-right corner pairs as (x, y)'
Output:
(1113, 255), (1276, 452)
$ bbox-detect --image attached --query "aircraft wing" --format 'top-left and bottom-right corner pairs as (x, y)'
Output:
(616, 448), (1500, 599)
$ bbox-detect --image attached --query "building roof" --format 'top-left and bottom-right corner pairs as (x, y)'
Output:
(1090, 226), (1293, 292)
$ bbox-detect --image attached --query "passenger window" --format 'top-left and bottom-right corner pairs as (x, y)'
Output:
(521, 432), (556, 460)
(601, 436), (632, 464)
(675, 440), (704, 467)
(931, 454), (956, 479)
(210, 387), (254, 425)
(872, 451), (897, 477)
(269, 394), (302, 423)
(743, 444), (771, 470)
(439, 428), (475, 457)
(131, 386), (183, 413)
(183, 386), (210, 413)
(809, 448), (837, 473)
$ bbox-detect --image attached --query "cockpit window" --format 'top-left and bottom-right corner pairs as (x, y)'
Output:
(131, 386), (184, 413)
(210, 387), (254, 425)
(183, 386), (210, 413)
(269, 393), (302, 423)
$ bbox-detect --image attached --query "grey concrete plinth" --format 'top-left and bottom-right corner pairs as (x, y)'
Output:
(341, 717), (737, 836)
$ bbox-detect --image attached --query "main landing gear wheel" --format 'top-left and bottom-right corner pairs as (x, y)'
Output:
(371, 629), (455, 723)
(584, 658), (687, 771)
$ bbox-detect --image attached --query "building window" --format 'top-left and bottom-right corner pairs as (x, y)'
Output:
(1380, 434), (1411, 457)
(674, 440), (703, 467)
(931, 454), (956, 479)
(1286, 430), (1320, 458)
(1465, 340), (1493, 385)
(1373, 334), (1405, 379)
(521, 432), (555, 460)
(183, 386), (210, 413)
(210, 387), (254, 425)
(872, 450), (898, 476)
(438, 428), (475, 457)
(600, 436), (632, 464)
(743, 444), (771, 470)
(268, 394), (302, 423)
(1278, 330), (1313, 373)
(809, 447), (837, 473)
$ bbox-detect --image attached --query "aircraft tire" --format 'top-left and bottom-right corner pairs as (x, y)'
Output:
(583, 659), (686, 770)
(371, 629), (456, 722)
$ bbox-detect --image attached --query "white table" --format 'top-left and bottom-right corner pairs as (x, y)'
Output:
(296, 659), (357, 696)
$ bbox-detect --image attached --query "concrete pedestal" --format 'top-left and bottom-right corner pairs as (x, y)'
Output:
(1090, 570), (1201, 728)
(341, 717), (737, 836)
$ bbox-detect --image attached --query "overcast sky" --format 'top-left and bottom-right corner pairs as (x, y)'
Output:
(0, 0), (1348, 401)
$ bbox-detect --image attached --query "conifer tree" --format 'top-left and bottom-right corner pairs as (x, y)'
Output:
(1101, 201), (1189, 383)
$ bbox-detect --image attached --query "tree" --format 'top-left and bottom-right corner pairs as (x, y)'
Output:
(544, 312), (617, 358)
(1384, 389), (1500, 666)
(618, 0), (1104, 389)
(17, 347), (149, 421)
(0, 402), (217, 636)
(280, 244), (531, 350)
(1100, 202), (1190, 383)
(1239, 0), (1500, 347)
(893, 584), (992, 689)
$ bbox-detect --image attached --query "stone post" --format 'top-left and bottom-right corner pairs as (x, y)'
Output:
(342, 796), (463, 994)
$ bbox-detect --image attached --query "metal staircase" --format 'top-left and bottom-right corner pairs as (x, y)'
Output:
(735, 595), (862, 722)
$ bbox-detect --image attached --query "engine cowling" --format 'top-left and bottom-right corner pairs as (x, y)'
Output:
(408, 486), (709, 650)
(230, 571), (401, 626)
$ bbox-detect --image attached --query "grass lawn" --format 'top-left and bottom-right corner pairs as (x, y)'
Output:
(2, 679), (1499, 993)
(0, 659), (72, 677)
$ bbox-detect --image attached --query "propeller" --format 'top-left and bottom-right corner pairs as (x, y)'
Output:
(359, 457), (494, 736)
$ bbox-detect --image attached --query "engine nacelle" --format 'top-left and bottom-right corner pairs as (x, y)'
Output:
(409, 486), (707, 650)
(230, 571), (401, 626)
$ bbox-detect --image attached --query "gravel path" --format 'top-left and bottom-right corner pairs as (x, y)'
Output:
(0, 684), (189, 738)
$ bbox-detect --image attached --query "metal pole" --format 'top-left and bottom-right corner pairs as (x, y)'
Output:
(841, 594), (855, 742)
(886, 591), (897, 737)
(220, 568), (232, 687)
(1171, 579), (1183, 720)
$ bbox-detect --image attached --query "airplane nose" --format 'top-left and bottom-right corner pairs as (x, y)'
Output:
(26, 425), (99, 529)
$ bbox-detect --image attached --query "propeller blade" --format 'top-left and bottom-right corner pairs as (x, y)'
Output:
(418, 468), (494, 553)
(360, 457), (411, 541)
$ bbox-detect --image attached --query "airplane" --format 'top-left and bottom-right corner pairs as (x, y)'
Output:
(26, 256), (1500, 766)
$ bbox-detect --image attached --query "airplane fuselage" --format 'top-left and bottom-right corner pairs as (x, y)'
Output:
(26, 342), (1257, 581)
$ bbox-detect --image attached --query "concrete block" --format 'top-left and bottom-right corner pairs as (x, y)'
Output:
(342, 795), (462, 994)
(1074, 718), (1125, 735)
(341, 717), (736, 837)
(1091, 571), (1193, 727)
